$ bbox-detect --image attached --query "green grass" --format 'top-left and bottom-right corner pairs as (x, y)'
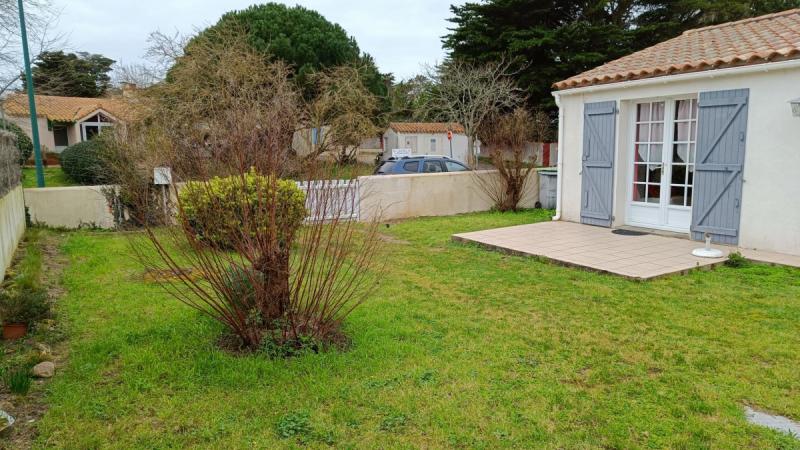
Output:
(35, 211), (800, 448)
(21, 167), (77, 188)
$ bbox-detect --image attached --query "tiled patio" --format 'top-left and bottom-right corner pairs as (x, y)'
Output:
(453, 221), (800, 280)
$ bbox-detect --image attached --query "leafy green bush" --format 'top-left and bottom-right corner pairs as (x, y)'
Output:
(179, 169), (307, 247)
(60, 138), (109, 185)
(0, 287), (50, 326)
(0, 118), (33, 164)
(725, 251), (749, 268)
(1, 366), (32, 395)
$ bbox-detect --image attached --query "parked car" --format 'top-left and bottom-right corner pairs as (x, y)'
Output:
(374, 156), (470, 175)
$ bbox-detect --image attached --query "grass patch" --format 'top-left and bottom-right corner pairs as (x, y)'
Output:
(21, 167), (78, 188)
(33, 210), (800, 448)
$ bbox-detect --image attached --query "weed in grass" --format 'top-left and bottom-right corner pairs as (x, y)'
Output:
(1, 366), (32, 395)
(417, 369), (437, 385)
(380, 412), (408, 432)
(275, 411), (312, 439)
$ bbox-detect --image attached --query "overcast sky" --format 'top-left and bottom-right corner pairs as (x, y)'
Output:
(52, 0), (464, 80)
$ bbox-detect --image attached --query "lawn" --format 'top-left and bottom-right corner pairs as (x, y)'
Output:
(31, 210), (800, 448)
(21, 167), (77, 188)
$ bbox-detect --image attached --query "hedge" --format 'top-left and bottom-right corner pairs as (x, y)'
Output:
(60, 139), (109, 185)
(0, 119), (33, 165)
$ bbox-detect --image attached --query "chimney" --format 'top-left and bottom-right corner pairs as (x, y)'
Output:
(121, 82), (137, 98)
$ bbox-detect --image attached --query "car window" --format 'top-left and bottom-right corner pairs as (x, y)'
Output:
(423, 160), (444, 173)
(445, 161), (469, 172)
(375, 161), (396, 174)
(403, 161), (420, 172)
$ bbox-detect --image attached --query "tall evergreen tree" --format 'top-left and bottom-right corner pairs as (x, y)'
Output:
(443, 0), (800, 116)
(24, 51), (115, 97)
(194, 3), (389, 103)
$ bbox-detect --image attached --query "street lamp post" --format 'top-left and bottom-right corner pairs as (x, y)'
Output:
(18, 0), (45, 187)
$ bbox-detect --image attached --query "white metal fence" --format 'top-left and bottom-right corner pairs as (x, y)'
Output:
(296, 179), (359, 221)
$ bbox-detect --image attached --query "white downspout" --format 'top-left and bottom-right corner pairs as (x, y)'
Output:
(552, 92), (564, 221)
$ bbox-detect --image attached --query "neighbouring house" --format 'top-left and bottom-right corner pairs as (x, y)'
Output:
(381, 122), (474, 163)
(552, 9), (800, 256)
(1, 91), (133, 154)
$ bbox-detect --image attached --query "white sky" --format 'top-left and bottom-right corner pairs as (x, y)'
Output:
(51, 0), (464, 80)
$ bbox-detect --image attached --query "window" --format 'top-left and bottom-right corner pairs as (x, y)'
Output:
(403, 161), (420, 172)
(80, 112), (114, 141)
(632, 102), (665, 204)
(422, 160), (443, 173)
(445, 161), (468, 172)
(376, 161), (396, 174)
(429, 138), (436, 152)
(53, 125), (69, 148)
(669, 99), (698, 206)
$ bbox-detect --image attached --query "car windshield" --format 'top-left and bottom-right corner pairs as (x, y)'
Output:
(375, 161), (397, 174)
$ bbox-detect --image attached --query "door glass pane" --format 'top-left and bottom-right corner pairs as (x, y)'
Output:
(674, 122), (691, 141)
(687, 166), (694, 185)
(649, 144), (662, 162)
(634, 164), (647, 183)
(652, 102), (665, 121)
(670, 186), (685, 206)
(636, 124), (649, 141)
(637, 103), (650, 121)
(673, 144), (688, 163)
(636, 144), (647, 162)
(423, 161), (443, 173)
(633, 183), (646, 201)
(403, 161), (419, 172)
(686, 187), (693, 206)
(676, 100), (692, 120)
(671, 164), (686, 184)
(646, 185), (660, 203)
(650, 123), (664, 142)
(648, 164), (662, 183)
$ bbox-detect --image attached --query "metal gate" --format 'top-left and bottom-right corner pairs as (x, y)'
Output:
(297, 179), (359, 221)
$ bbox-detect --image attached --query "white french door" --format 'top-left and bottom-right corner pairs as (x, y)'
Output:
(626, 97), (698, 232)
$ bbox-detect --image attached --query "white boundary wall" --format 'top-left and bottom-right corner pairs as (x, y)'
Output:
(358, 170), (538, 222)
(1, 185), (26, 282)
(24, 171), (542, 229)
(24, 185), (115, 229)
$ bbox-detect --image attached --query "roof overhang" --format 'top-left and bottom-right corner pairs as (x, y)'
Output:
(553, 58), (800, 98)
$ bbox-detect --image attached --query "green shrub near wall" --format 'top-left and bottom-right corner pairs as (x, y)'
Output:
(0, 119), (33, 165)
(60, 139), (108, 185)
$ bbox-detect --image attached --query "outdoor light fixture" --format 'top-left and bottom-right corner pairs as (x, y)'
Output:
(790, 97), (800, 118)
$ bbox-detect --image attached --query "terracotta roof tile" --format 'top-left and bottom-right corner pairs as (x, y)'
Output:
(388, 122), (466, 134)
(1, 94), (133, 122)
(555, 8), (800, 90)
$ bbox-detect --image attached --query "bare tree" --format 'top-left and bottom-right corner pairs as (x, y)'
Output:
(0, 0), (65, 97)
(104, 29), (384, 352)
(298, 65), (379, 164)
(419, 59), (524, 166)
(111, 30), (189, 89)
(476, 107), (550, 212)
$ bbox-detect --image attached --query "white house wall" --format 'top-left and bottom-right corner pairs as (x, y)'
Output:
(384, 130), (470, 163)
(558, 65), (800, 255)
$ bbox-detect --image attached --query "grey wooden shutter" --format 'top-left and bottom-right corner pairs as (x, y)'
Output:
(691, 89), (749, 244)
(580, 101), (616, 227)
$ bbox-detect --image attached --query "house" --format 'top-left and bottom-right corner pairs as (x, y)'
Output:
(1, 92), (132, 154)
(382, 122), (473, 163)
(552, 9), (800, 256)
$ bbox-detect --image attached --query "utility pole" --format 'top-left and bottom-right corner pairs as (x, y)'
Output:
(18, 0), (45, 187)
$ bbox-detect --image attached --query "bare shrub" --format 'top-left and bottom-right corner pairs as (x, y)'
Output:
(476, 108), (550, 212)
(104, 29), (383, 352)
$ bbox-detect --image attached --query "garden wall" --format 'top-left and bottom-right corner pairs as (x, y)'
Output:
(24, 186), (116, 229)
(22, 170), (544, 229)
(0, 131), (25, 282)
(358, 170), (539, 222)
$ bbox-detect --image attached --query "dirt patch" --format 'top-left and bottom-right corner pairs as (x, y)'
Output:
(1, 234), (69, 450)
